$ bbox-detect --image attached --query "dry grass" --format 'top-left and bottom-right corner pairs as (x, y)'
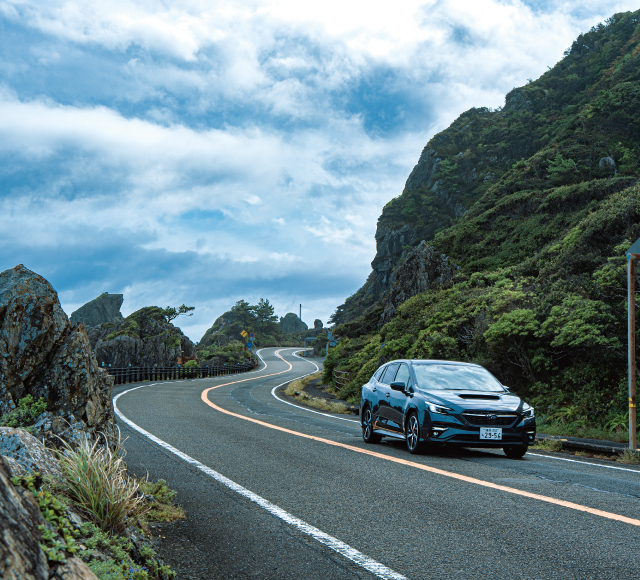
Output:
(531, 439), (563, 452)
(616, 449), (640, 465)
(283, 372), (350, 414)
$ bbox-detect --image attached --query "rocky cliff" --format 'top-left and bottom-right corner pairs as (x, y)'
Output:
(378, 241), (457, 328)
(0, 265), (116, 444)
(332, 9), (640, 327)
(70, 293), (123, 327)
(325, 10), (640, 425)
(91, 307), (196, 367)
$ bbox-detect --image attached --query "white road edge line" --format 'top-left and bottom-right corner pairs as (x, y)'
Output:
(113, 385), (408, 580)
(267, 349), (360, 424)
(529, 452), (640, 474)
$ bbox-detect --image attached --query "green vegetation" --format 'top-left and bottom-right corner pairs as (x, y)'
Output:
(101, 306), (189, 355)
(11, 463), (181, 580)
(327, 10), (640, 435)
(161, 304), (195, 323)
(139, 479), (185, 523)
(197, 298), (319, 362)
(0, 394), (47, 433)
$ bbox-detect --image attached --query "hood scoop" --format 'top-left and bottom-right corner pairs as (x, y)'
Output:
(457, 394), (501, 400)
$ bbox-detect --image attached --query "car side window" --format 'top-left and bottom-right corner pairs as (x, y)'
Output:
(395, 364), (411, 389)
(380, 363), (399, 385)
(373, 366), (385, 382)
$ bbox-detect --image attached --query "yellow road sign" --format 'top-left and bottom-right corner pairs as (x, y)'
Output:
(240, 330), (248, 337)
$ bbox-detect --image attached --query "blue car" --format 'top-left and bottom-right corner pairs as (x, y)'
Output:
(360, 359), (536, 458)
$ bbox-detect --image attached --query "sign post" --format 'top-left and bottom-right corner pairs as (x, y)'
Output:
(626, 239), (640, 451)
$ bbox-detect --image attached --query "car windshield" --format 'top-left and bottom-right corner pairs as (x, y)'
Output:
(412, 364), (506, 392)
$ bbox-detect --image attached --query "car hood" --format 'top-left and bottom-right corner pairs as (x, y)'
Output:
(423, 390), (524, 412)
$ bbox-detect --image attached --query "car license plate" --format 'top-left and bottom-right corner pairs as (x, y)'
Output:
(480, 427), (502, 440)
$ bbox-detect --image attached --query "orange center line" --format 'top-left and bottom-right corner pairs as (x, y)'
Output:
(201, 351), (640, 527)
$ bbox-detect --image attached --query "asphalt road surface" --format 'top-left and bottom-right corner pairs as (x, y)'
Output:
(114, 348), (640, 580)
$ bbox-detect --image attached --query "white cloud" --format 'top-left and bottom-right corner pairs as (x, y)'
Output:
(1, 0), (638, 339)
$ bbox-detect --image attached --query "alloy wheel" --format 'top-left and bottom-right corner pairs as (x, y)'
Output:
(363, 409), (372, 439)
(406, 414), (419, 453)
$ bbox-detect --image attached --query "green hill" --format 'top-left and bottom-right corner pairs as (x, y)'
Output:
(197, 300), (323, 363)
(327, 10), (640, 430)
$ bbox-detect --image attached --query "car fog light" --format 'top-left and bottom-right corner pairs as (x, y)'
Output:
(431, 427), (448, 438)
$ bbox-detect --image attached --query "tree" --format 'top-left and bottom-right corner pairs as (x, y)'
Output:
(254, 298), (278, 334)
(162, 304), (195, 323)
(230, 300), (256, 327)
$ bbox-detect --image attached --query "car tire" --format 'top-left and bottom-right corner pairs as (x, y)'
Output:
(405, 413), (423, 454)
(362, 407), (381, 444)
(503, 445), (528, 459)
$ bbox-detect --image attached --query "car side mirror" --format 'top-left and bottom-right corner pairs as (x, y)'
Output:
(390, 381), (406, 392)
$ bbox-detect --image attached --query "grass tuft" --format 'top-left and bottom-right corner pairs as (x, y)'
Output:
(139, 479), (185, 523)
(56, 432), (147, 534)
(616, 448), (640, 465)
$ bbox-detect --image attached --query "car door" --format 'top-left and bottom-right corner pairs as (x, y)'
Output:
(376, 363), (399, 429)
(387, 363), (411, 432)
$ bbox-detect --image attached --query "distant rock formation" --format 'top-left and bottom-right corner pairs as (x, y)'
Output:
(70, 293), (124, 327)
(314, 319), (323, 330)
(0, 265), (116, 445)
(379, 241), (457, 327)
(279, 313), (308, 333)
(91, 307), (196, 367)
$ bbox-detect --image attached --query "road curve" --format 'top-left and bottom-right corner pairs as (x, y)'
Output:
(114, 348), (640, 580)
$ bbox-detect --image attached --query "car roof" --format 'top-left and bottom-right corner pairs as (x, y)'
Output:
(386, 359), (483, 368)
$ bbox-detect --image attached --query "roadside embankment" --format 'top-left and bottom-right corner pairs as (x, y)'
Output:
(282, 371), (359, 415)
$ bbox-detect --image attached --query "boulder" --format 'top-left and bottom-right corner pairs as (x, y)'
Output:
(70, 293), (124, 328)
(0, 265), (116, 446)
(0, 457), (99, 580)
(314, 319), (323, 331)
(379, 241), (457, 328)
(279, 313), (308, 333)
(0, 428), (63, 479)
(599, 156), (617, 175)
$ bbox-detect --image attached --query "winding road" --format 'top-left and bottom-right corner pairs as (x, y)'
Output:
(114, 348), (640, 580)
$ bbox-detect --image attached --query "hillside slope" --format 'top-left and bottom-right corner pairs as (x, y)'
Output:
(327, 10), (640, 428)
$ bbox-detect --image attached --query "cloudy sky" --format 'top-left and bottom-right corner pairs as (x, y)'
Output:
(0, 0), (636, 341)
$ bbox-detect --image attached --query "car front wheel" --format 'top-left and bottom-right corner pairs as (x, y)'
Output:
(503, 445), (528, 459)
(405, 413), (423, 454)
(362, 407), (381, 444)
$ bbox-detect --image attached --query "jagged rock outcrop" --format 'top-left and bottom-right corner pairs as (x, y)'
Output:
(92, 307), (196, 367)
(379, 241), (457, 327)
(371, 225), (415, 297)
(0, 457), (99, 580)
(404, 148), (441, 192)
(314, 319), (323, 330)
(70, 293), (123, 328)
(0, 265), (116, 445)
(279, 313), (308, 333)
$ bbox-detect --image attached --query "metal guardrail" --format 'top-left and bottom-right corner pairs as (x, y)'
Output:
(104, 363), (254, 385)
(333, 369), (351, 389)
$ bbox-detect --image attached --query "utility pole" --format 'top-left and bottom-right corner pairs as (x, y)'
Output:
(630, 255), (637, 451)
(626, 238), (640, 451)
(299, 303), (302, 323)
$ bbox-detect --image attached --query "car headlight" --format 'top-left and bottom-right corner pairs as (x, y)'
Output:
(521, 405), (535, 418)
(427, 402), (452, 415)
